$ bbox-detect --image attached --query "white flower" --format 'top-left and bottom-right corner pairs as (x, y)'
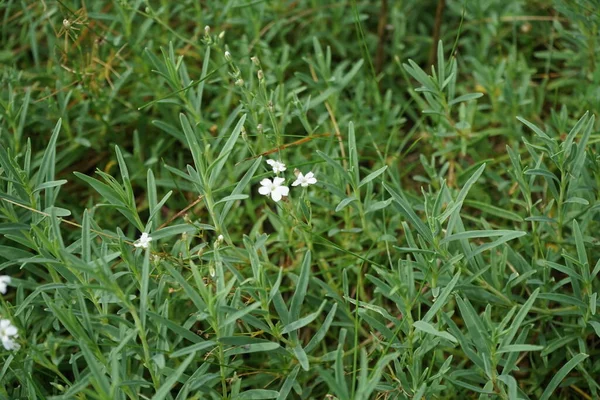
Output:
(266, 159), (286, 174)
(134, 232), (153, 249)
(0, 319), (19, 351)
(0, 276), (11, 295)
(292, 171), (317, 187)
(258, 177), (289, 202)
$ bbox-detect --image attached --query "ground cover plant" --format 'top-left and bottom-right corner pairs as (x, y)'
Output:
(1, 0), (600, 398)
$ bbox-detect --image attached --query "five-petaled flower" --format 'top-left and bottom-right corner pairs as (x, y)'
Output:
(0, 276), (11, 295)
(266, 159), (286, 174)
(292, 171), (317, 187)
(258, 177), (289, 202)
(0, 319), (19, 351)
(134, 232), (153, 249)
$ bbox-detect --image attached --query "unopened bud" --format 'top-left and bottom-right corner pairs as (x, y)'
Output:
(256, 124), (263, 133)
(224, 51), (232, 61)
(251, 56), (260, 67)
(63, 19), (71, 28)
(257, 69), (264, 81)
(204, 25), (210, 36)
(235, 78), (244, 87)
(219, 31), (225, 39)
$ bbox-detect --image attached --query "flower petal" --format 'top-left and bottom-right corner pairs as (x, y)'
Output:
(5, 326), (17, 336)
(271, 190), (282, 202)
(258, 186), (271, 195)
(260, 178), (272, 186)
(273, 177), (285, 186)
(279, 186), (289, 196)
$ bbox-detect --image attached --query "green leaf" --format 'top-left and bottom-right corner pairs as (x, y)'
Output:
(441, 230), (525, 245)
(305, 303), (338, 353)
(540, 353), (588, 400)
(151, 352), (196, 400)
(289, 251), (311, 321)
(439, 163), (486, 224)
(282, 300), (326, 334)
(79, 341), (110, 398)
(423, 272), (460, 323)
(226, 342), (280, 356)
(335, 196), (357, 212)
(223, 302), (261, 326)
(140, 248), (150, 330)
(292, 342), (309, 371)
(500, 288), (539, 348)
(151, 224), (199, 241)
(170, 341), (216, 358)
(208, 114), (247, 186)
(448, 92), (483, 106)
(358, 165), (387, 188)
(464, 200), (523, 222)
(413, 320), (458, 343)
(237, 390), (280, 399)
(277, 365), (300, 400)
(37, 119), (62, 187)
(384, 183), (433, 244)
(524, 168), (559, 183)
(317, 150), (351, 184)
(497, 344), (544, 354)
(215, 194), (248, 205)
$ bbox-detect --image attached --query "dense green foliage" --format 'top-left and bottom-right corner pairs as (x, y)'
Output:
(1, 0), (600, 398)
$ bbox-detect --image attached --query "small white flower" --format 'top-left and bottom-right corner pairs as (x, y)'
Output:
(258, 177), (289, 202)
(0, 276), (11, 295)
(0, 319), (19, 351)
(266, 159), (286, 174)
(292, 171), (317, 187)
(134, 232), (153, 249)
(217, 234), (224, 242)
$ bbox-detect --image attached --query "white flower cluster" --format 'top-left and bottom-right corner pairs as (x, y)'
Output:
(0, 275), (19, 351)
(258, 159), (317, 202)
(134, 232), (153, 249)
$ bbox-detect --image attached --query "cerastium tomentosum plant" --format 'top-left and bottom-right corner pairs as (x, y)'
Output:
(1, 1), (600, 399)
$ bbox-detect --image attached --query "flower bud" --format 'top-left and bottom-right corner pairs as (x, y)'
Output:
(235, 78), (244, 87)
(257, 69), (264, 81)
(251, 56), (260, 67)
(204, 25), (210, 36)
(224, 51), (232, 61)
(257, 124), (263, 134)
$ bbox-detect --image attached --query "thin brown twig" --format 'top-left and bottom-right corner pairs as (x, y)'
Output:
(0, 196), (134, 245)
(158, 195), (204, 230)
(428, 0), (446, 69)
(375, 0), (388, 76)
(307, 64), (349, 193)
(236, 133), (331, 165)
